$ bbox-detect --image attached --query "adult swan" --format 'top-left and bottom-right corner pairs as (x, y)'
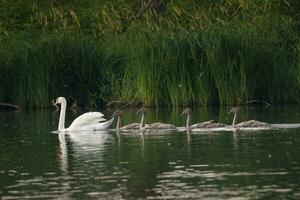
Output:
(53, 97), (114, 132)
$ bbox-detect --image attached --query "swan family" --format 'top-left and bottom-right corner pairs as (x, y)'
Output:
(53, 97), (271, 132)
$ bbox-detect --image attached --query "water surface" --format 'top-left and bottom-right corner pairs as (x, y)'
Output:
(1, 107), (300, 199)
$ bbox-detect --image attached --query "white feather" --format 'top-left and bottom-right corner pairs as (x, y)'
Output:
(74, 118), (114, 131)
(68, 112), (106, 130)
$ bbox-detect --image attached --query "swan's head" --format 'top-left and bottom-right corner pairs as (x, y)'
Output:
(112, 110), (123, 118)
(180, 108), (192, 116)
(136, 108), (146, 115)
(53, 97), (66, 106)
(228, 107), (240, 114)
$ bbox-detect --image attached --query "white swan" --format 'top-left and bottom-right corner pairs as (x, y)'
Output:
(180, 108), (225, 129)
(53, 97), (114, 132)
(228, 107), (270, 128)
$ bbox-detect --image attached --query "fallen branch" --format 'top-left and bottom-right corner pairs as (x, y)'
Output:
(0, 102), (20, 110)
(106, 100), (143, 108)
(243, 100), (271, 107)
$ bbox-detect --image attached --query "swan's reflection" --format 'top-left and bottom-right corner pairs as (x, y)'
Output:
(58, 133), (68, 173)
(186, 129), (191, 159)
(57, 130), (113, 174)
(67, 130), (111, 145)
(115, 129), (145, 158)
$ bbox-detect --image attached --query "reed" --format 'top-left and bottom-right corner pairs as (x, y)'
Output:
(0, 32), (126, 108)
(1, 0), (300, 108)
(120, 23), (300, 106)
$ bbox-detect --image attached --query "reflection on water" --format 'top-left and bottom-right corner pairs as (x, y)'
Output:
(1, 107), (300, 199)
(58, 133), (68, 173)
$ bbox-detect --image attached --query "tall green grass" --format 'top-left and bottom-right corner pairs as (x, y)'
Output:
(119, 23), (300, 106)
(1, 26), (300, 108)
(1, 0), (300, 108)
(0, 33), (126, 108)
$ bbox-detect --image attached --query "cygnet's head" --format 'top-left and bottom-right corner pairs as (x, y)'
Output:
(180, 108), (192, 116)
(228, 107), (240, 114)
(136, 108), (146, 115)
(112, 110), (123, 118)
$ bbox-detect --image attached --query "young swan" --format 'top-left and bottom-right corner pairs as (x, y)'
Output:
(180, 108), (225, 129)
(53, 97), (113, 132)
(112, 109), (148, 131)
(139, 108), (177, 130)
(228, 107), (270, 128)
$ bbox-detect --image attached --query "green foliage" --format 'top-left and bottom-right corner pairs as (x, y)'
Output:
(0, 33), (126, 108)
(0, 0), (300, 108)
(119, 25), (300, 106)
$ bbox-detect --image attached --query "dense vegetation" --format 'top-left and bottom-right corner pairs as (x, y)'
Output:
(1, 0), (300, 108)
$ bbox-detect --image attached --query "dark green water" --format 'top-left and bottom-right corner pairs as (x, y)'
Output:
(1, 107), (300, 199)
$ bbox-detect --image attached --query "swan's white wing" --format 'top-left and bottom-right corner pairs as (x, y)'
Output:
(80, 118), (115, 131)
(68, 112), (106, 130)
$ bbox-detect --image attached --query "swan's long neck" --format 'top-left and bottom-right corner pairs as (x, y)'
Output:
(140, 113), (145, 129)
(116, 115), (122, 130)
(186, 113), (192, 128)
(232, 111), (239, 126)
(58, 100), (67, 131)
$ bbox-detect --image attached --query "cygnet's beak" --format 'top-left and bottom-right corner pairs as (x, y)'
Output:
(111, 112), (117, 118)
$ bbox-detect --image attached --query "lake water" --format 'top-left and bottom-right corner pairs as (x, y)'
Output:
(1, 106), (300, 199)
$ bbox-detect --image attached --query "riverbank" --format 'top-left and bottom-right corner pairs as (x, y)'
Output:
(1, 1), (300, 108)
